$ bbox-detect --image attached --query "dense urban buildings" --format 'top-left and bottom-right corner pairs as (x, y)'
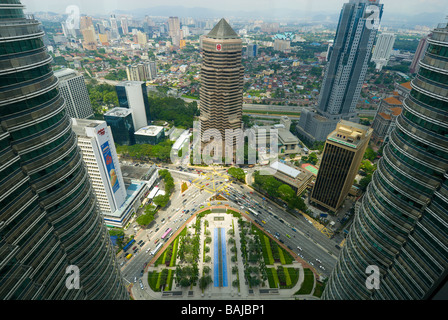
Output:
(54, 68), (94, 119)
(296, 0), (384, 144)
(2, 0), (446, 303)
(126, 61), (157, 82)
(71, 119), (127, 215)
(310, 121), (373, 212)
(323, 22), (448, 300)
(199, 18), (244, 156)
(116, 81), (151, 130)
(0, 0), (128, 300)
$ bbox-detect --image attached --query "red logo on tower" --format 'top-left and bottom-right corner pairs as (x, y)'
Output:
(98, 128), (105, 136)
(216, 44), (222, 51)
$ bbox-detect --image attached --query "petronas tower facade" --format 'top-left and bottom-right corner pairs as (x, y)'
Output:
(0, 0), (128, 299)
(323, 22), (448, 300)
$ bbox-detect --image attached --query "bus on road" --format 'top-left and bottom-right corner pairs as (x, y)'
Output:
(151, 243), (163, 256)
(123, 239), (135, 252)
(248, 208), (259, 217)
(161, 228), (172, 240)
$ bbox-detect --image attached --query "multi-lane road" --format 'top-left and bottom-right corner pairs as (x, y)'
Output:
(121, 165), (340, 287)
(219, 184), (338, 276)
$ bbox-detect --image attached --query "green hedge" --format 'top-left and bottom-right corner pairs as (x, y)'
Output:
(166, 269), (173, 291)
(264, 235), (275, 265)
(169, 238), (179, 267)
(278, 247), (286, 265)
(266, 267), (279, 288)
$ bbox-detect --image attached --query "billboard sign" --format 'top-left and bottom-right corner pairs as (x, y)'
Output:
(101, 141), (120, 193)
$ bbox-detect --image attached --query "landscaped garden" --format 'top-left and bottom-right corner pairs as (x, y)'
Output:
(146, 207), (315, 295)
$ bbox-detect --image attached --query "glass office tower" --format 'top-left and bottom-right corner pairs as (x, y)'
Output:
(0, 0), (128, 299)
(323, 22), (448, 300)
(296, 0), (384, 143)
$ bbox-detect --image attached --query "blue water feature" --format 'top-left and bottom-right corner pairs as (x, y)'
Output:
(221, 228), (228, 287)
(213, 227), (228, 287)
(214, 228), (219, 287)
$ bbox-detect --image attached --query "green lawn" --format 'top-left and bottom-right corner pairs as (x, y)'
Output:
(148, 271), (160, 292)
(295, 268), (315, 295)
(313, 281), (325, 298)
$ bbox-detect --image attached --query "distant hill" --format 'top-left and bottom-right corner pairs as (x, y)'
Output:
(112, 5), (444, 28)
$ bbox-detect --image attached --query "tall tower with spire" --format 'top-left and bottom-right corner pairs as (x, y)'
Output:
(199, 18), (244, 160)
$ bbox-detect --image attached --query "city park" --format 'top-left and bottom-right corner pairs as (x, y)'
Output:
(140, 203), (324, 299)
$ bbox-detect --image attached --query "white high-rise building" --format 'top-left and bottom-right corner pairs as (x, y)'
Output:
(54, 68), (94, 119)
(110, 14), (119, 39)
(71, 119), (127, 214)
(116, 81), (151, 130)
(121, 17), (129, 35)
(371, 32), (396, 70)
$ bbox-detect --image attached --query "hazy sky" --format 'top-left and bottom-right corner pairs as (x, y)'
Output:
(21, 0), (448, 16)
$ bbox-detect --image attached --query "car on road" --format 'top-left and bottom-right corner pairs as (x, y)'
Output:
(316, 258), (322, 263)
(139, 242), (145, 247)
(145, 248), (151, 253)
(308, 261), (314, 266)
(279, 239), (284, 244)
(185, 210), (190, 214)
(297, 246), (302, 251)
(262, 220), (266, 224)
(140, 270), (144, 277)
(154, 239), (159, 244)
(155, 228), (159, 232)
(319, 266), (325, 270)
(132, 246), (137, 250)
(134, 277), (137, 283)
(140, 282), (144, 290)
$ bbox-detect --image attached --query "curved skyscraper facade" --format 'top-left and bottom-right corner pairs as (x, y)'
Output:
(0, 0), (128, 299)
(323, 22), (448, 300)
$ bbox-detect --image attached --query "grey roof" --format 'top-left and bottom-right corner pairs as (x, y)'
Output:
(207, 18), (239, 39)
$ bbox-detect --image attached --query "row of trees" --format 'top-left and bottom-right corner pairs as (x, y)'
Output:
(253, 171), (307, 212)
(148, 96), (199, 128)
(153, 169), (174, 208)
(115, 140), (174, 163)
(300, 152), (318, 165)
(358, 159), (378, 192)
(227, 167), (246, 183)
(86, 81), (119, 116)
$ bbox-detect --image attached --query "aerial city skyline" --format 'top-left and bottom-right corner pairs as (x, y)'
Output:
(0, 0), (446, 305)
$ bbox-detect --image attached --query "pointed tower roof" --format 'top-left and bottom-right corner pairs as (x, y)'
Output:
(207, 18), (239, 39)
